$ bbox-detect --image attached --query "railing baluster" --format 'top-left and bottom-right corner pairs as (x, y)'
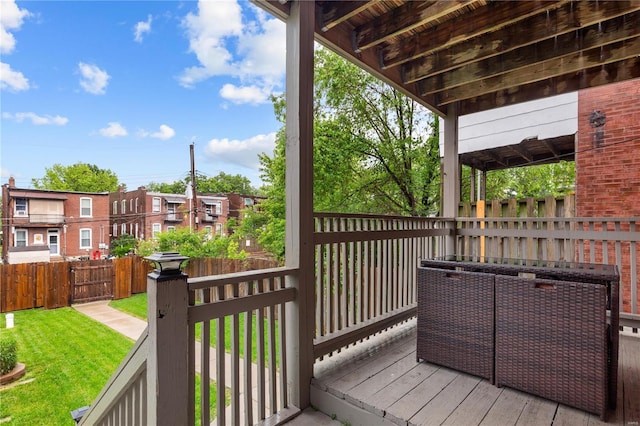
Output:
(257, 278), (266, 421)
(244, 281), (253, 426)
(278, 276), (288, 409)
(267, 278), (277, 415)
(215, 285), (225, 426)
(201, 289), (211, 426)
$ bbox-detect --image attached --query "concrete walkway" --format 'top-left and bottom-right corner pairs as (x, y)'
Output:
(73, 300), (341, 425)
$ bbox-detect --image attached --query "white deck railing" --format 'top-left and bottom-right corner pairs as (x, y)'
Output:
(313, 213), (452, 357)
(188, 266), (298, 425)
(79, 214), (639, 425)
(456, 216), (640, 322)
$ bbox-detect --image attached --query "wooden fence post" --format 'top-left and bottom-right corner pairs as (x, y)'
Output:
(146, 263), (189, 425)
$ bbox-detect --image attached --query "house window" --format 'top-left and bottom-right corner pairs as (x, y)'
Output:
(80, 228), (92, 249)
(113, 223), (118, 237)
(122, 200), (126, 214)
(130, 223), (133, 234)
(135, 223), (139, 238)
(152, 223), (161, 238)
(135, 198), (139, 213)
(216, 223), (223, 236)
(122, 223), (127, 234)
(113, 201), (118, 215)
(80, 198), (92, 217)
(15, 198), (28, 216)
(167, 226), (176, 232)
(167, 203), (177, 221)
(130, 199), (133, 212)
(204, 226), (213, 239)
(152, 197), (161, 212)
(15, 229), (27, 247)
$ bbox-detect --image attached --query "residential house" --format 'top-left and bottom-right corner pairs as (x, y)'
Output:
(1, 177), (110, 264)
(109, 186), (230, 241)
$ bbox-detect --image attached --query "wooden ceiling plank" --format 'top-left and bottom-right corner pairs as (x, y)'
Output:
(415, 11), (640, 93)
(508, 145), (535, 163)
(314, 12), (446, 116)
(459, 57), (640, 115)
(436, 36), (640, 105)
(381, 0), (572, 69)
(320, 1), (379, 32)
(543, 140), (561, 159)
(386, 0), (640, 71)
(353, 0), (475, 52)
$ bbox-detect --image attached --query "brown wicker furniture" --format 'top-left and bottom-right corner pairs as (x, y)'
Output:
(416, 268), (495, 383)
(417, 257), (619, 421)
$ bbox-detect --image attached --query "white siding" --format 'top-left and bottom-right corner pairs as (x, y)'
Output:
(440, 93), (578, 155)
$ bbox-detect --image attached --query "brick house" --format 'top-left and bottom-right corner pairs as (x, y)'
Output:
(109, 186), (230, 241)
(1, 177), (110, 263)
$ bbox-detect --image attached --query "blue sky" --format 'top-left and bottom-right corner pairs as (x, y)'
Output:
(1, 0), (286, 191)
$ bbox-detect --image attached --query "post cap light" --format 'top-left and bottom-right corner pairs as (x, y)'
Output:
(145, 252), (188, 275)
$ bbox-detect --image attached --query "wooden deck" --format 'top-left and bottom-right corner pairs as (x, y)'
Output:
(310, 321), (640, 426)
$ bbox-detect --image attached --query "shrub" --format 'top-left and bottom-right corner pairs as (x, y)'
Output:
(0, 335), (18, 375)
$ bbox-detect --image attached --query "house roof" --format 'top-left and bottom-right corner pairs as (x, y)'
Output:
(254, 1), (640, 117)
(9, 191), (68, 200)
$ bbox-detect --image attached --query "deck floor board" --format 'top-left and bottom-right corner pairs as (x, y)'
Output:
(312, 325), (640, 426)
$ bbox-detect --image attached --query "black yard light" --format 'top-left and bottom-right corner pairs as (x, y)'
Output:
(145, 252), (189, 276)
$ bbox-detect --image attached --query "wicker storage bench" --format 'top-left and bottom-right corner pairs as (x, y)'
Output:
(416, 267), (495, 383)
(495, 275), (608, 419)
(418, 257), (619, 420)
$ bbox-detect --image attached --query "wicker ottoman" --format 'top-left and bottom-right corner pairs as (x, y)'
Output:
(417, 267), (494, 383)
(495, 275), (608, 420)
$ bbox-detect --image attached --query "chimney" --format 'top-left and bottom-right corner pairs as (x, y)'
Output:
(8, 177), (15, 188)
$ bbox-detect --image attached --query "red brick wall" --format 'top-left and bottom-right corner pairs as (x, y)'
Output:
(576, 78), (640, 217)
(63, 193), (110, 258)
(576, 78), (640, 314)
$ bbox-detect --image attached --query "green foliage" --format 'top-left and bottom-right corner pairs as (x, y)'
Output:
(0, 334), (17, 375)
(252, 47), (440, 259)
(32, 162), (120, 192)
(146, 171), (257, 195)
(461, 161), (575, 202)
(110, 233), (137, 258)
(136, 237), (159, 257)
(137, 226), (248, 260)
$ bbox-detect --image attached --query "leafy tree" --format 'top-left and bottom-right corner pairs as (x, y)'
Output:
(110, 233), (137, 258)
(32, 162), (120, 192)
(136, 226), (247, 259)
(146, 180), (187, 194)
(146, 172), (257, 195)
(461, 161), (575, 202)
(247, 47), (440, 259)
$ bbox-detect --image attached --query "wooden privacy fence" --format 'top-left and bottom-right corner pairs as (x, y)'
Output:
(0, 256), (280, 313)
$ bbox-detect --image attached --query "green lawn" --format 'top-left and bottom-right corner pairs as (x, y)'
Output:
(110, 293), (281, 364)
(0, 308), (219, 425)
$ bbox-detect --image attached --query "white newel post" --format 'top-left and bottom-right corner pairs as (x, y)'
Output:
(145, 253), (190, 426)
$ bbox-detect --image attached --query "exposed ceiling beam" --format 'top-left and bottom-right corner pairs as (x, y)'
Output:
(386, 0), (639, 71)
(381, 0), (571, 69)
(436, 36), (640, 105)
(413, 11), (640, 93)
(353, 0), (475, 52)
(458, 56), (640, 115)
(320, 1), (379, 32)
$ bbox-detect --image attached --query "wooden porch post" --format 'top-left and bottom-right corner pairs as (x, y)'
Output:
(284, 0), (315, 409)
(442, 103), (460, 255)
(146, 269), (190, 425)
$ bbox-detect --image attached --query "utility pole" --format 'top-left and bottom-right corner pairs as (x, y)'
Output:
(190, 143), (199, 231)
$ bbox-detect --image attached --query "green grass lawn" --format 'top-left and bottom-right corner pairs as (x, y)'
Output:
(0, 308), (219, 425)
(110, 293), (281, 364)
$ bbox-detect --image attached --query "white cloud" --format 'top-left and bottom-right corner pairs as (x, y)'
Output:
(151, 124), (176, 140)
(134, 15), (152, 43)
(203, 132), (276, 170)
(2, 111), (68, 125)
(99, 122), (128, 137)
(0, 62), (29, 91)
(179, 0), (285, 104)
(0, 0), (31, 54)
(219, 83), (271, 105)
(78, 62), (110, 95)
